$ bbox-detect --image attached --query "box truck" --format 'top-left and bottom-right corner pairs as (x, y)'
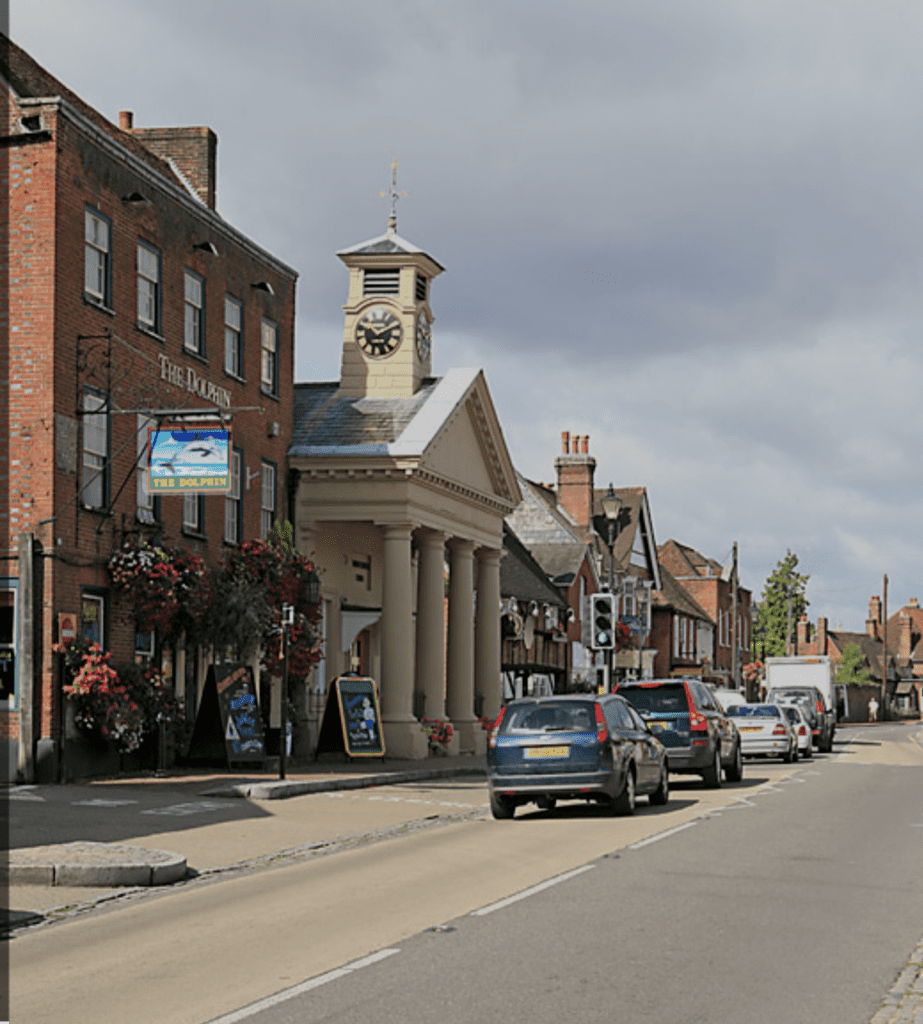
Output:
(764, 656), (846, 752)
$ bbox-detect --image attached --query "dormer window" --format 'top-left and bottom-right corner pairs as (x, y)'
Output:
(363, 268), (399, 295)
(415, 274), (427, 301)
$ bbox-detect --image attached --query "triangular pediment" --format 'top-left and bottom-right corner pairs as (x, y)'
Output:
(415, 370), (520, 508)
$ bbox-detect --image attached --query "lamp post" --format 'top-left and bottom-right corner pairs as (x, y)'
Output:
(600, 484), (622, 692)
(279, 602), (294, 780)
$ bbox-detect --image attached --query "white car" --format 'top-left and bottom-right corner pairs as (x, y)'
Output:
(724, 702), (798, 762)
(778, 702), (813, 759)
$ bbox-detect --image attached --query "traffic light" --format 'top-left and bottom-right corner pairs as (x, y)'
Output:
(591, 592), (615, 649)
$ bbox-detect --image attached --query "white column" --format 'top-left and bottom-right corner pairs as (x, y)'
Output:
(446, 538), (476, 752)
(380, 523), (428, 758)
(415, 529), (447, 726)
(474, 546), (502, 755)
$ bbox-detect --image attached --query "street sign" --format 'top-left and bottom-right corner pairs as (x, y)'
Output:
(147, 426), (231, 493)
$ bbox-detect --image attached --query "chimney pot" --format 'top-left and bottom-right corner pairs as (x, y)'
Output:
(561, 431), (570, 455)
(581, 435), (589, 455)
(119, 110), (134, 131)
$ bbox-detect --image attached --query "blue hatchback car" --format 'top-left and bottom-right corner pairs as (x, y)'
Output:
(486, 694), (669, 819)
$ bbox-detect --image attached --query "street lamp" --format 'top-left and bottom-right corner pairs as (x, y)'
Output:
(600, 484), (622, 691)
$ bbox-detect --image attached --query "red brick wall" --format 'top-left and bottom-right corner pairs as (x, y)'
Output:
(4, 86), (296, 749)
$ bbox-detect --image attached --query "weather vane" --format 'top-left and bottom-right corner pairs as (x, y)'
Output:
(379, 160), (407, 233)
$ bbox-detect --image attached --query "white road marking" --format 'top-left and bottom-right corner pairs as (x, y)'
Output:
(7, 787), (43, 802)
(141, 801), (233, 816)
(203, 949), (401, 1024)
(471, 864), (597, 916)
(72, 799), (139, 807)
(627, 821), (698, 850)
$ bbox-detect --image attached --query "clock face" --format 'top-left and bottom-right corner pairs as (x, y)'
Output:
(355, 306), (402, 358)
(415, 309), (432, 361)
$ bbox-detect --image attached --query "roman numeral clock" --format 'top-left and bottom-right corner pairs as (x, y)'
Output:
(336, 161), (445, 400)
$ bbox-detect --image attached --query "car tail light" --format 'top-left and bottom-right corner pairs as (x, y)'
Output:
(488, 706), (506, 749)
(772, 723), (788, 736)
(683, 683), (708, 731)
(594, 703), (608, 743)
(815, 699), (824, 715)
(799, 725), (808, 736)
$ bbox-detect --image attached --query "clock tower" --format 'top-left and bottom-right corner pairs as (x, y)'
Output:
(337, 168), (444, 399)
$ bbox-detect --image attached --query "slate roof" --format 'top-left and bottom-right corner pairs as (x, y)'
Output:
(500, 524), (568, 607)
(337, 230), (445, 270)
(289, 368), (478, 458)
(505, 475), (594, 585)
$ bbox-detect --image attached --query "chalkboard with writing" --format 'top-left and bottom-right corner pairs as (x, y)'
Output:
(315, 675), (385, 759)
(187, 663), (265, 767)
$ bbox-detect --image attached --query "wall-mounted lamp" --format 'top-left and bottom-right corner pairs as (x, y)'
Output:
(193, 240), (218, 254)
(267, 420), (280, 438)
(251, 281), (275, 295)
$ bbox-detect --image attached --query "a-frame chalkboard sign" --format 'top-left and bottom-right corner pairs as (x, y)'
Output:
(187, 663), (266, 768)
(315, 675), (385, 759)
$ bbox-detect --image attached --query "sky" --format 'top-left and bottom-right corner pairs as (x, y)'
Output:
(14, 0), (923, 633)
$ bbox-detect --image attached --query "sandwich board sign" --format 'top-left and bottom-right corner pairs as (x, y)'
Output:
(187, 663), (265, 767)
(315, 675), (385, 759)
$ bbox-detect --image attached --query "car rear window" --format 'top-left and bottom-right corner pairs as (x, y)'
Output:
(727, 705), (781, 718)
(618, 684), (689, 715)
(501, 701), (597, 733)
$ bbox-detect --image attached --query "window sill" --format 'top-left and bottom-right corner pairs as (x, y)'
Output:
(136, 323), (165, 343)
(83, 293), (115, 316)
(183, 346), (209, 365)
(260, 387), (280, 402)
(181, 529), (207, 541)
(81, 503), (112, 516)
(224, 369), (246, 385)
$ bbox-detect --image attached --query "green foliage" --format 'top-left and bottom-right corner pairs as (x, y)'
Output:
(835, 643), (874, 686)
(755, 550), (810, 657)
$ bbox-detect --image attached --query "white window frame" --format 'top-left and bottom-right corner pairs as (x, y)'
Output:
(260, 460), (276, 540)
(81, 592), (105, 647)
(261, 319), (278, 394)
(224, 295), (243, 377)
(137, 241), (161, 332)
(183, 493), (203, 534)
(82, 389), (108, 508)
(184, 270), (205, 354)
(84, 208), (110, 304)
(136, 414), (156, 523)
(224, 448), (242, 544)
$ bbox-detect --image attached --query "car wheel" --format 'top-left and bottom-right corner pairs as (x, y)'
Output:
(802, 744), (813, 760)
(490, 793), (515, 820)
(702, 747), (723, 788)
(783, 744), (794, 764)
(649, 765), (669, 806)
(536, 797), (557, 813)
(725, 742), (744, 783)
(612, 768), (636, 816)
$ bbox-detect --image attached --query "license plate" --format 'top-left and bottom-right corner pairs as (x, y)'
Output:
(648, 721), (669, 733)
(523, 746), (569, 759)
(738, 726), (761, 732)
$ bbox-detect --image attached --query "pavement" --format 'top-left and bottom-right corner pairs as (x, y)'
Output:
(1, 752), (487, 899)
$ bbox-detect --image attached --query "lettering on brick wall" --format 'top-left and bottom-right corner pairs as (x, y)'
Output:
(158, 354), (231, 409)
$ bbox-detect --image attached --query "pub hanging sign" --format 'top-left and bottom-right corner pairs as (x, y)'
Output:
(147, 427), (231, 493)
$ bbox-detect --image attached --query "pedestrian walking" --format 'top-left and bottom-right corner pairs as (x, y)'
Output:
(868, 696), (879, 722)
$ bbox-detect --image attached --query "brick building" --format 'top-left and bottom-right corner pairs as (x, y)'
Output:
(1, 37), (296, 780)
(657, 539), (751, 687)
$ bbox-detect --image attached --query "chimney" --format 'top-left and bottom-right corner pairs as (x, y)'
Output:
(796, 614), (811, 652)
(816, 616), (828, 655)
(899, 613), (913, 661)
(909, 598), (919, 610)
(867, 595), (882, 640)
(129, 121), (218, 210)
(554, 430), (596, 534)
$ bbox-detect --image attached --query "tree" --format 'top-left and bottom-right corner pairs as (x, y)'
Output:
(755, 550), (809, 657)
(835, 643), (873, 686)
